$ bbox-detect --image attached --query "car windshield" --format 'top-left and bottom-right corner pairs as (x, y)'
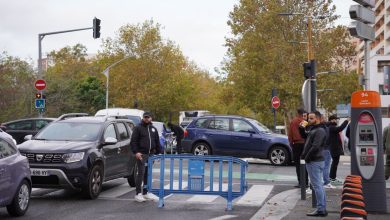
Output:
(248, 119), (272, 133)
(127, 116), (141, 125)
(35, 122), (101, 141)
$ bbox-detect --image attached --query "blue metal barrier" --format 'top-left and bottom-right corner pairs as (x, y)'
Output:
(147, 154), (248, 210)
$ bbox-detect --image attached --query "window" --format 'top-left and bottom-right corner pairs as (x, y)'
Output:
(36, 120), (51, 130)
(232, 119), (254, 133)
(8, 120), (33, 130)
(208, 118), (229, 131)
(104, 124), (117, 140)
(0, 139), (17, 159)
(116, 123), (129, 140)
(194, 118), (209, 128)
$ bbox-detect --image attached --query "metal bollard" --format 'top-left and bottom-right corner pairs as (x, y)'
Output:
(300, 159), (306, 200)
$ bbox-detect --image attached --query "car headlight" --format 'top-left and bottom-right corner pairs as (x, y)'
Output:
(62, 152), (85, 163)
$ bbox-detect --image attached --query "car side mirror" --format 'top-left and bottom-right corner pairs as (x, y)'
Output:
(248, 129), (257, 134)
(24, 135), (33, 141)
(104, 137), (117, 145)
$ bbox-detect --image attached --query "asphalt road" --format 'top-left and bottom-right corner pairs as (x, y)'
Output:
(0, 157), (352, 220)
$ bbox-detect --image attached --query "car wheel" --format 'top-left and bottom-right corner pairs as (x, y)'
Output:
(6, 179), (31, 217)
(192, 142), (211, 156)
(269, 146), (290, 166)
(83, 164), (103, 199)
(127, 163), (137, 187)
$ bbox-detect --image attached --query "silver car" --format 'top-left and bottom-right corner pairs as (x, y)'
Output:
(0, 131), (31, 216)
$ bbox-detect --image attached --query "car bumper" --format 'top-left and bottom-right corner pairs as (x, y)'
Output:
(29, 162), (89, 189)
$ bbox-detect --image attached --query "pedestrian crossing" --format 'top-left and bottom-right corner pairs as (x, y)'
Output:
(30, 181), (274, 207)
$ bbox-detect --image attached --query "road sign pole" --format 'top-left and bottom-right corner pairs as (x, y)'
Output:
(272, 88), (277, 130)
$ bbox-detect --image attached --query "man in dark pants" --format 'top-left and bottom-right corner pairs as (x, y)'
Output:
(168, 122), (184, 154)
(301, 111), (327, 217)
(327, 115), (349, 185)
(288, 108), (308, 188)
(130, 112), (161, 202)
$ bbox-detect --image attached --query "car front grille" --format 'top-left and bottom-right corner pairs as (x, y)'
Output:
(21, 152), (63, 163)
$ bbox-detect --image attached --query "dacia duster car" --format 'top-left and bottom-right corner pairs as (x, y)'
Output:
(18, 116), (137, 199)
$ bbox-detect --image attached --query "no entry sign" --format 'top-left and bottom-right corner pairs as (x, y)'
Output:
(35, 79), (46, 90)
(272, 96), (280, 109)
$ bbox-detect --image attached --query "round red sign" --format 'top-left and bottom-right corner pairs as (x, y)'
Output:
(35, 79), (46, 90)
(272, 96), (280, 109)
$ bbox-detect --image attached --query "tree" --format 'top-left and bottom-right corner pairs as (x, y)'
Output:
(222, 0), (359, 126)
(76, 76), (105, 113)
(0, 52), (35, 122)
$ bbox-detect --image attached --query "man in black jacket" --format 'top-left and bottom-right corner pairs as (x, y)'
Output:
(130, 112), (161, 202)
(327, 115), (349, 185)
(168, 122), (184, 154)
(301, 111), (328, 217)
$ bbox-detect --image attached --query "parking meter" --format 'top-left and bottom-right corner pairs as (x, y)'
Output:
(350, 90), (387, 213)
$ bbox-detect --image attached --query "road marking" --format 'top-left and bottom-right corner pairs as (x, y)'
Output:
(163, 181), (188, 199)
(99, 183), (135, 198)
(208, 215), (237, 220)
(236, 185), (273, 206)
(187, 184), (228, 203)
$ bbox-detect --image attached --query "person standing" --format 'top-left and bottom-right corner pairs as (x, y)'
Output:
(288, 108), (308, 188)
(130, 112), (162, 202)
(168, 122), (184, 154)
(328, 115), (349, 185)
(322, 119), (334, 189)
(301, 111), (328, 217)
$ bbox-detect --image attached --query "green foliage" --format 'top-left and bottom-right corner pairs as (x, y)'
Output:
(76, 76), (105, 113)
(222, 0), (359, 127)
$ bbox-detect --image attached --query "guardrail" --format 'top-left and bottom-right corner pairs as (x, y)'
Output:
(147, 154), (248, 210)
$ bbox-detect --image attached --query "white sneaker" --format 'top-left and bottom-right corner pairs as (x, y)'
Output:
(324, 183), (336, 189)
(330, 178), (343, 185)
(143, 192), (157, 201)
(135, 193), (146, 202)
(306, 188), (312, 194)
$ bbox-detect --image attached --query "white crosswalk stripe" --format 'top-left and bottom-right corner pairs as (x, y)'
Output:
(236, 185), (273, 206)
(99, 183), (135, 198)
(30, 183), (275, 207)
(187, 183), (228, 203)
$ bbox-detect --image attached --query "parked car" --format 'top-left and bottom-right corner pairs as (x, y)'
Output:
(0, 113), (89, 144)
(0, 132), (31, 216)
(95, 108), (144, 125)
(1, 118), (55, 144)
(18, 116), (137, 199)
(182, 115), (292, 166)
(0, 128), (17, 145)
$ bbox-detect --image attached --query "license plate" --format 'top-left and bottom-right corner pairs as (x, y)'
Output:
(30, 168), (50, 176)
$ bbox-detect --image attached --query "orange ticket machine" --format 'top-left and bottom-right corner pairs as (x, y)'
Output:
(350, 91), (387, 213)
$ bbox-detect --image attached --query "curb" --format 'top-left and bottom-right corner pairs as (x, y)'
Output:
(250, 188), (300, 220)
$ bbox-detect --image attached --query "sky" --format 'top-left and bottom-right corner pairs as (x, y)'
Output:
(0, 0), (354, 74)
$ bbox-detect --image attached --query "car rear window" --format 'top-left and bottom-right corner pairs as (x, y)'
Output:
(208, 118), (229, 131)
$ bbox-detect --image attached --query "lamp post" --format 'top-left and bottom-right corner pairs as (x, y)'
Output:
(102, 56), (132, 111)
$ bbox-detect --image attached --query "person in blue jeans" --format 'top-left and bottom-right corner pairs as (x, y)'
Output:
(321, 117), (334, 188)
(301, 111), (328, 217)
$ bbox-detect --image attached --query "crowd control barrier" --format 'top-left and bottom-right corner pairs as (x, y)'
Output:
(147, 154), (248, 210)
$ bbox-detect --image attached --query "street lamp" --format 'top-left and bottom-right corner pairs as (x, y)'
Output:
(102, 56), (132, 111)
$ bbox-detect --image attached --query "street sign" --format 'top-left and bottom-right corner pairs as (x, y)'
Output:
(35, 99), (45, 109)
(271, 96), (280, 109)
(35, 79), (46, 90)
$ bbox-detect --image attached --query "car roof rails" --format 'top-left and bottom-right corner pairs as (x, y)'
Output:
(57, 113), (89, 121)
(102, 115), (129, 121)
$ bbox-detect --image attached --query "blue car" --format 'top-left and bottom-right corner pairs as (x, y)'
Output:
(182, 115), (292, 165)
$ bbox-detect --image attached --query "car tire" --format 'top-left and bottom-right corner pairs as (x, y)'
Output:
(82, 164), (103, 199)
(127, 163), (137, 187)
(6, 179), (31, 217)
(268, 146), (290, 166)
(192, 142), (211, 156)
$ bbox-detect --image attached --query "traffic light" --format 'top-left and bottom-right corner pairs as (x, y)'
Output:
(303, 60), (316, 79)
(35, 93), (42, 99)
(93, 17), (101, 39)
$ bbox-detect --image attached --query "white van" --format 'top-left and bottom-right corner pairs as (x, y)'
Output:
(95, 108), (145, 125)
(179, 110), (210, 128)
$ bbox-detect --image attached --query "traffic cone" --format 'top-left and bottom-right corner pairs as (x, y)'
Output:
(342, 187), (363, 195)
(343, 183), (362, 189)
(342, 193), (364, 202)
(340, 207), (367, 219)
(341, 200), (365, 210)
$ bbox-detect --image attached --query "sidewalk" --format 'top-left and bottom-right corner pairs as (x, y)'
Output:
(251, 186), (390, 220)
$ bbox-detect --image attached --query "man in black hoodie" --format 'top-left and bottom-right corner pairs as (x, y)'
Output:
(301, 111), (328, 217)
(130, 112), (161, 202)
